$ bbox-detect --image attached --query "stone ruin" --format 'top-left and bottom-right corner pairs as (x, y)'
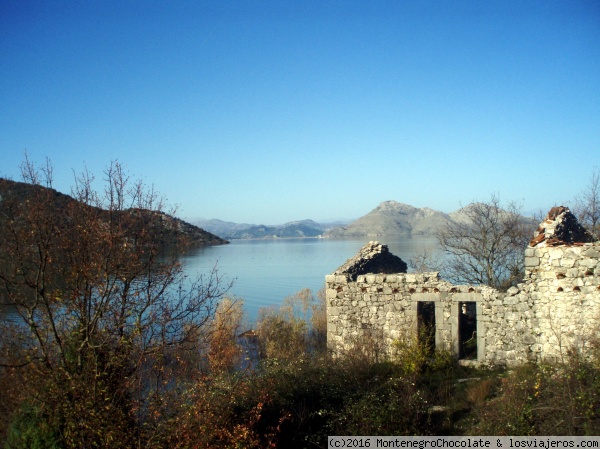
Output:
(529, 206), (594, 247)
(326, 207), (600, 366)
(332, 241), (408, 281)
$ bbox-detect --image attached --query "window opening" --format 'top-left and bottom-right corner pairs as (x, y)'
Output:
(459, 301), (477, 359)
(417, 301), (436, 355)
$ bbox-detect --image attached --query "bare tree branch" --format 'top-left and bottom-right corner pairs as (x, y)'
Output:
(438, 195), (531, 291)
(574, 167), (600, 240)
(0, 157), (232, 446)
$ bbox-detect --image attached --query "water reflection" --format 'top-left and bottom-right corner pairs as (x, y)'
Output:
(180, 236), (440, 321)
(1, 237), (441, 323)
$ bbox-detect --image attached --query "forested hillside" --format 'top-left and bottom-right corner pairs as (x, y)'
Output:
(0, 178), (227, 247)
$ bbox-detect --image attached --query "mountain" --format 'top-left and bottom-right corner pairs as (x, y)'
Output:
(145, 211), (228, 246)
(276, 220), (327, 238)
(0, 178), (227, 247)
(448, 202), (538, 232)
(196, 219), (328, 239)
(193, 219), (256, 239)
(324, 201), (453, 238)
(197, 201), (454, 240)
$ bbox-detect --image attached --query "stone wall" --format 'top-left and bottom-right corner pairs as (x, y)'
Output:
(521, 243), (600, 362)
(327, 229), (600, 366)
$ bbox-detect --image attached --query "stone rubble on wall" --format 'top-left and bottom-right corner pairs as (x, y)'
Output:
(529, 206), (594, 247)
(327, 209), (600, 366)
(332, 241), (407, 281)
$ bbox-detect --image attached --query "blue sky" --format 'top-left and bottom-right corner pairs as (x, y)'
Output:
(1, 1), (599, 224)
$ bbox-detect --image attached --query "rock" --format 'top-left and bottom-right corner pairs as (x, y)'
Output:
(333, 241), (408, 281)
(554, 210), (594, 243)
(507, 286), (520, 296)
(529, 233), (545, 247)
(529, 206), (594, 247)
(547, 206), (568, 220)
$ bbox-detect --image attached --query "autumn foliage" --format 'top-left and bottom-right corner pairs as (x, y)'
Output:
(0, 159), (230, 448)
(1, 159), (599, 448)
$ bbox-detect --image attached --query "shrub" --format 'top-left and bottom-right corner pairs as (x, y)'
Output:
(468, 355), (600, 436)
(207, 298), (245, 373)
(5, 403), (62, 449)
(255, 288), (325, 361)
(332, 377), (428, 436)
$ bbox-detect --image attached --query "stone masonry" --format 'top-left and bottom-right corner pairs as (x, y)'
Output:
(326, 208), (600, 366)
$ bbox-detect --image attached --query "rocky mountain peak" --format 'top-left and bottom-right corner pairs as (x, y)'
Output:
(325, 201), (452, 238)
(376, 201), (416, 213)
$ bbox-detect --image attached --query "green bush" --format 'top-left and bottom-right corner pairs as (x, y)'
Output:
(468, 355), (600, 436)
(5, 403), (62, 449)
(332, 377), (428, 436)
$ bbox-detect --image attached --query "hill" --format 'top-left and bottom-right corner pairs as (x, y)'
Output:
(192, 218), (256, 239)
(325, 200), (453, 238)
(0, 178), (227, 247)
(448, 202), (538, 231)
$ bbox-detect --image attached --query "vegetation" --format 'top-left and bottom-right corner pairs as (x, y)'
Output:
(438, 195), (531, 291)
(1, 160), (600, 448)
(3, 276), (599, 447)
(0, 164), (227, 248)
(413, 169), (600, 287)
(574, 167), (600, 240)
(0, 158), (232, 448)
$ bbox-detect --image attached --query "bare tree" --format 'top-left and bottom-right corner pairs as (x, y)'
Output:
(408, 249), (443, 273)
(438, 195), (531, 291)
(574, 167), (600, 240)
(0, 159), (231, 448)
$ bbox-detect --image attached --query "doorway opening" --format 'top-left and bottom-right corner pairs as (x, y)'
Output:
(417, 301), (436, 355)
(459, 301), (477, 359)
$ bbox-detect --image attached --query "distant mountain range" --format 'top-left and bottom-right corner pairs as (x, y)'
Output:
(196, 200), (483, 240)
(3, 179), (531, 246)
(194, 218), (344, 240)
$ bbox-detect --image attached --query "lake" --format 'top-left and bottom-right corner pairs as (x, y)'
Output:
(0, 236), (441, 324)
(181, 236), (440, 321)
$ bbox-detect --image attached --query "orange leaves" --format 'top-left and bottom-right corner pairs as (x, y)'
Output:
(155, 382), (276, 449)
(207, 298), (245, 374)
(1, 159), (231, 448)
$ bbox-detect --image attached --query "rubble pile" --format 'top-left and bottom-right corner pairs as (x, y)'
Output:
(333, 241), (407, 280)
(529, 206), (594, 247)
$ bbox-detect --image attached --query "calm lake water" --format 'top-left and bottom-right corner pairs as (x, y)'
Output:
(181, 236), (440, 321)
(0, 236), (440, 323)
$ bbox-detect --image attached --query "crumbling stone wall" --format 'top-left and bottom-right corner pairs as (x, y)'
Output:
(521, 243), (600, 362)
(326, 209), (600, 366)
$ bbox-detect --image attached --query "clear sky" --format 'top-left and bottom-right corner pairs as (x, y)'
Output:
(1, 1), (599, 225)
